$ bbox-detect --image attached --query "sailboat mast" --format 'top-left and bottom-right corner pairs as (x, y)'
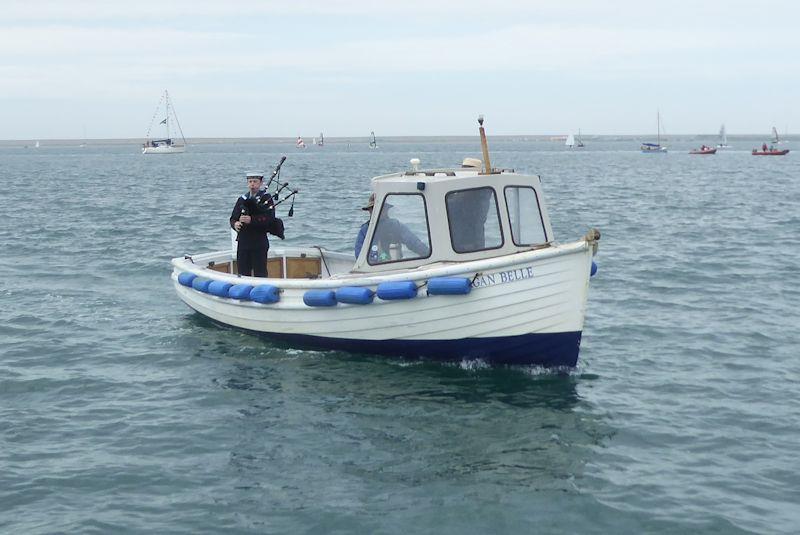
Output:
(165, 91), (170, 140)
(656, 111), (663, 146)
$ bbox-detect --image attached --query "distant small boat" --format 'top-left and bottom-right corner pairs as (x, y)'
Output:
(716, 124), (731, 149)
(689, 146), (717, 155)
(317, 132), (324, 147)
(565, 134), (575, 148)
(576, 129), (585, 148)
(296, 137), (306, 149)
(641, 111), (667, 153)
(369, 131), (378, 149)
(752, 147), (789, 156)
(142, 90), (186, 154)
(34, 140), (40, 149)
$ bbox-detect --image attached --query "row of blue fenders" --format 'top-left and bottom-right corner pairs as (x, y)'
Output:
(177, 272), (472, 307)
(178, 261), (597, 308)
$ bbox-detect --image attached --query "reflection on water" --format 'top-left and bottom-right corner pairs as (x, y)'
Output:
(205, 338), (613, 516)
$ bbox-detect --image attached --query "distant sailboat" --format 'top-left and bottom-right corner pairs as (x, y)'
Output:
(142, 90), (186, 154)
(565, 134), (575, 148)
(716, 124), (731, 149)
(641, 111), (668, 153)
(317, 132), (324, 147)
(771, 126), (784, 145)
(296, 136), (306, 149)
(576, 129), (585, 148)
(34, 140), (40, 148)
(369, 131), (378, 149)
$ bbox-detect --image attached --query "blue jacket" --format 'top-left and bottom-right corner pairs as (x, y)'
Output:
(354, 222), (369, 258)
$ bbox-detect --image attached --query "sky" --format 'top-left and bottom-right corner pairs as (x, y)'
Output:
(1, 0), (798, 139)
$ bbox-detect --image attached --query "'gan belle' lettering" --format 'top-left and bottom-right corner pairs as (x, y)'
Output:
(472, 266), (534, 288)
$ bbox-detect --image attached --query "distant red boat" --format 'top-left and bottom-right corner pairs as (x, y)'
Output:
(689, 147), (717, 155)
(752, 149), (790, 156)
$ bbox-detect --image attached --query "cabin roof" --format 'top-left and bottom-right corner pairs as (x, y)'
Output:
(372, 167), (517, 184)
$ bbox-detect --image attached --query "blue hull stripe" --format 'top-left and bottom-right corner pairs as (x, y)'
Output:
(222, 324), (582, 366)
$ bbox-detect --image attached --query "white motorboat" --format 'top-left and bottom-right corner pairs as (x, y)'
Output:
(170, 119), (600, 367)
(142, 90), (187, 154)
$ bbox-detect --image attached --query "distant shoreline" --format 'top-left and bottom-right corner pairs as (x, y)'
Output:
(0, 134), (789, 146)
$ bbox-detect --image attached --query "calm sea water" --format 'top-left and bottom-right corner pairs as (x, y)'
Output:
(1, 138), (798, 534)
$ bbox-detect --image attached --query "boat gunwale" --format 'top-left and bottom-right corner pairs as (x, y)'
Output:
(171, 239), (591, 289)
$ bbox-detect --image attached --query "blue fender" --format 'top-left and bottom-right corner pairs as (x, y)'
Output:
(178, 272), (197, 287)
(377, 281), (417, 300)
(228, 284), (254, 300)
(303, 290), (337, 307)
(427, 277), (471, 295)
(208, 280), (233, 297)
(250, 285), (280, 304)
(191, 278), (213, 293)
(336, 286), (375, 305)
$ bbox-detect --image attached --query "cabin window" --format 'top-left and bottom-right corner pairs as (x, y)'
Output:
(445, 187), (503, 253)
(367, 193), (431, 265)
(504, 186), (548, 245)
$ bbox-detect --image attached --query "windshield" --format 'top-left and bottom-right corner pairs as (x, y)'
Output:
(367, 194), (431, 265)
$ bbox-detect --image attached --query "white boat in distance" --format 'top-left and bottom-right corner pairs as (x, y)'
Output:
(170, 119), (600, 367)
(142, 90), (186, 154)
(641, 111), (668, 153)
(576, 129), (585, 148)
(716, 123), (731, 149)
(565, 134), (575, 148)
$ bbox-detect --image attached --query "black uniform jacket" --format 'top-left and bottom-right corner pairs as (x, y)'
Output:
(229, 192), (275, 250)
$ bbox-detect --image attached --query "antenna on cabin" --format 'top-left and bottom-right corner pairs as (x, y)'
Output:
(478, 115), (492, 174)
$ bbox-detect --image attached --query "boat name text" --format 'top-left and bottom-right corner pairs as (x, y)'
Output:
(472, 266), (534, 288)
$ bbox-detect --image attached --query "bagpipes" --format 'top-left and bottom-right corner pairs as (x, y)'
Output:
(241, 156), (298, 240)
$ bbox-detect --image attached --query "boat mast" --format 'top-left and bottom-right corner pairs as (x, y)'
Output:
(478, 115), (492, 174)
(657, 111), (660, 146)
(165, 90), (171, 141)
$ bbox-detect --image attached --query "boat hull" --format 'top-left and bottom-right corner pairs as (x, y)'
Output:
(143, 145), (186, 154)
(172, 241), (595, 366)
(689, 149), (717, 155)
(752, 150), (789, 156)
(239, 329), (581, 366)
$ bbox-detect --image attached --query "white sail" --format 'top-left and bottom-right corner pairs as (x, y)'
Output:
(565, 134), (575, 147)
(369, 131), (378, 148)
(771, 126), (780, 144)
(716, 123), (730, 149)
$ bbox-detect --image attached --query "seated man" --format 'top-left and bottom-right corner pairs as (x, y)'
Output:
(354, 193), (429, 262)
